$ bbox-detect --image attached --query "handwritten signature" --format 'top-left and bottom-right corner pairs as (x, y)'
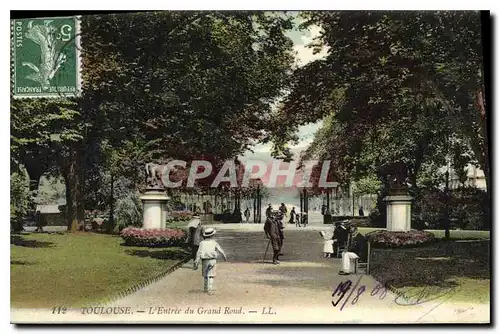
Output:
(394, 285), (456, 306)
(332, 275), (456, 310)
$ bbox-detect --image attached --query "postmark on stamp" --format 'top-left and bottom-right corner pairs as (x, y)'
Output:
(11, 16), (81, 99)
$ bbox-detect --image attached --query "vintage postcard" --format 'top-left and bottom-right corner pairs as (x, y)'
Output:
(10, 10), (491, 324)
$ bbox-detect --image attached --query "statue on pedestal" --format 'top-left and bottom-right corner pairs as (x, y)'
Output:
(382, 162), (409, 195)
(145, 163), (166, 191)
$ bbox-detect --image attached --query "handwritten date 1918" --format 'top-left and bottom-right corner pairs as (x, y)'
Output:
(332, 276), (388, 311)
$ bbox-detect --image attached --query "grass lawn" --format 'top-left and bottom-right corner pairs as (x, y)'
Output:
(165, 220), (190, 230)
(358, 228), (490, 240)
(11, 232), (189, 308)
(397, 277), (490, 304)
(426, 229), (490, 240)
(370, 239), (490, 304)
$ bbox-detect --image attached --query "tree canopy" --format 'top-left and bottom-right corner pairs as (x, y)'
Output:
(274, 11), (488, 194)
(11, 11), (297, 231)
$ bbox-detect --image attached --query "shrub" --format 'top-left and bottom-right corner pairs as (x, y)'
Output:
(449, 188), (489, 230)
(412, 187), (489, 230)
(367, 230), (436, 248)
(170, 211), (194, 221)
(115, 192), (143, 232)
(84, 209), (108, 223)
(120, 227), (187, 247)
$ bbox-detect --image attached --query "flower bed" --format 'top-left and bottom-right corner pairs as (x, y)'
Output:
(120, 227), (187, 247)
(366, 230), (437, 248)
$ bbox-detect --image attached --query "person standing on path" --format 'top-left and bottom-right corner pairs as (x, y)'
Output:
(194, 228), (227, 294)
(35, 210), (44, 233)
(289, 207), (296, 225)
(244, 207), (250, 224)
(264, 214), (282, 265)
(358, 207), (365, 217)
(265, 204), (273, 219)
(276, 212), (285, 256)
(187, 216), (204, 267)
(279, 203), (288, 220)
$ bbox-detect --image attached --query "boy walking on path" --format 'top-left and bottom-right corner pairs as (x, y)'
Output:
(194, 228), (227, 294)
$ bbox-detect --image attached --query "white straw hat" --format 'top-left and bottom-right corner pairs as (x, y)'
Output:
(203, 228), (216, 237)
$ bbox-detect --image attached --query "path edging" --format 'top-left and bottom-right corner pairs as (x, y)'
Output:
(91, 255), (192, 307)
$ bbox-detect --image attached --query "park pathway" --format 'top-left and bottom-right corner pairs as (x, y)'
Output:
(11, 226), (489, 324)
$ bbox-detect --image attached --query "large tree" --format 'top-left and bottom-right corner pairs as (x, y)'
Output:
(274, 11), (487, 194)
(12, 11), (296, 232)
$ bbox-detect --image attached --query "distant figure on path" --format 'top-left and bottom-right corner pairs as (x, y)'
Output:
(321, 204), (327, 216)
(301, 212), (308, 227)
(358, 207), (365, 217)
(35, 210), (44, 233)
(264, 214), (282, 265)
(194, 228), (227, 294)
(265, 204), (273, 218)
(289, 207), (296, 224)
(276, 211), (285, 255)
(279, 203), (288, 218)
(339, 227), (368, 275)
(244, 207), (250, 224)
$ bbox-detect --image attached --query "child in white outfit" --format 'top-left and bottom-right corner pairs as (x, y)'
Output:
(320, 230), (334, 258)
(194, 228), (227, 294)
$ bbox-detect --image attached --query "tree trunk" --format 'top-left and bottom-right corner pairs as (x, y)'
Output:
(326, 190), (330, 211)
(475, 88), (489, 195)
(444, 169), (450, 239)
(107, 173), (115, 233)
(24, 156), (43, 192)
(63, 146), (85, 233)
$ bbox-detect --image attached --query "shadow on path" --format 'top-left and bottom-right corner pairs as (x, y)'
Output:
(125, 248), (188, 261)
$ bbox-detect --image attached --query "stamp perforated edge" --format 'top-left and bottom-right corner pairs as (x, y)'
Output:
(11, 16), (83, 99)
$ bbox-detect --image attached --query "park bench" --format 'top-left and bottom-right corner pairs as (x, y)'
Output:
(354, 242), (371, 274)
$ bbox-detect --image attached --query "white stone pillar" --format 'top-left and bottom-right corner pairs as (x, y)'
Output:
(140, 192), (170, 229)
(383, 195), (413, 232)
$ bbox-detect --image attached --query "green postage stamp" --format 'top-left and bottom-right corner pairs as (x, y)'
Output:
(11, 17), (81, 99)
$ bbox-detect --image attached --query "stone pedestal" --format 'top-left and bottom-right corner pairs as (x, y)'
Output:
(384, 195), (413, 232)
(140, 191), (170, 229)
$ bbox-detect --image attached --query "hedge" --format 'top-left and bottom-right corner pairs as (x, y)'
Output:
(367, 230), (436, 248)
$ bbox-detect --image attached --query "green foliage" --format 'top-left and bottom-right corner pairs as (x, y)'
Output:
(275, 11), (487, 194)
(10, 171), (34, 221)
(11, 99), (83, 172)
(413, 187), (489, 230)
(114, 192), (143, 232)
(81, 12), (295, 166)
(35, 176), (66, 205)
(352, 175), (382, 197)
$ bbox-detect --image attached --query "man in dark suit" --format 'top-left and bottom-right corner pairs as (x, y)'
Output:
(332, 221), (349, 255)
(339, 227), (368, 275)
(264, 214), (283, 265)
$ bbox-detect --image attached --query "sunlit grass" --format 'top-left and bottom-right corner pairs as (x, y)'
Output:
(11, 232), (188, 308)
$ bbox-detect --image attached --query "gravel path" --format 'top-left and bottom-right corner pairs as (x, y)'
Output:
(11, 228), (490, 324)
